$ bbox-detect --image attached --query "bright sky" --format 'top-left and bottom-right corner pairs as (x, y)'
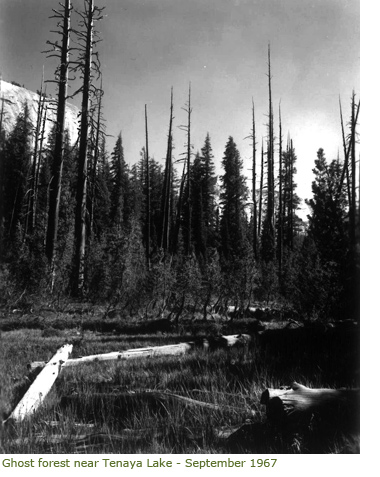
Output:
(0, 0), (360, 219)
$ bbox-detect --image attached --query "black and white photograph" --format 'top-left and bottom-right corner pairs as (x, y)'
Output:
(0, 0), (361, 457)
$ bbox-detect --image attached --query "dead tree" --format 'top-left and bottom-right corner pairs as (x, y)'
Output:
(245, 99), (258, 259)
(349, 92), (359, 253)
(24, 71), (47, 236)
(32, 84), (48, 232)
(171, 160), (186, 255)
(0, 81), (6, 260)
(251, 100), (258, 259)
(261, 382), (359, 431)
(88, 82), (105, 238)
(45, 0), (72, 274)
(277, 103), (283, 278)
(178, 83), (193, 256)
(262, 44), (275, 261)
(71, 0), (104, 295)
(258, 139), (264, 237)
(159, 88), (174, 252)
(145, 104), (151, 270)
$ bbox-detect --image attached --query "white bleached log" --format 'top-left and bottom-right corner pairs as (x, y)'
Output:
(7, 344), (73, 422)
(260, 382), (359, 428)
(29, 342), (196, 371)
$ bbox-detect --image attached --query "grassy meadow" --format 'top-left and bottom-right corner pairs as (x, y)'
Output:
(0, 304), (360, 454)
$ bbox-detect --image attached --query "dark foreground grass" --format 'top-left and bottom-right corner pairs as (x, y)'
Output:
(0, 315), (360, 454)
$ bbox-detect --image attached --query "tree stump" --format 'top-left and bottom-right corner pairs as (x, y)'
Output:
(260, 382), (359, 431)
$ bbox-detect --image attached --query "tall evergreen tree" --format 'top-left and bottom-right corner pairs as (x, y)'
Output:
(200, 133), (217, 250)
(281, 138), (301, 250)
(190, 152), (205, 257)
(109, 133), (128, 231)
(2, 104), (33, 251)
(306, 148), (348, 263)
(219, 137), (248, 260)
(92, 136), (112, 238)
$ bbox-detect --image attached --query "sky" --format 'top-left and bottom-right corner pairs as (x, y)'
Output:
(0, 0), (360, 219)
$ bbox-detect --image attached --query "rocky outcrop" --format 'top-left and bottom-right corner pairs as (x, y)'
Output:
(0, 79), (79, 144)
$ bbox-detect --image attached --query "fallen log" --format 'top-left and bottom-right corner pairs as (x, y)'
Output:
(28, 342), (196, 371)
(260, 382), (359, 430)
(6, 344), (73, 423)
(28, 334), (253, 372)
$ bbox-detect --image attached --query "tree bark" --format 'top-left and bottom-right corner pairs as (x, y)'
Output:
(261, 382), (359, 430)
(6, 344), (73, 423)
(145, 104), (151, 269)
(73, 0), (94, 295)
(46, 0), (71, 271)
(159, 88), (173, 252)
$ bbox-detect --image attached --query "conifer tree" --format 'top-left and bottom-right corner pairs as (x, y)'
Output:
(190, 152), (205, 257)
(92, 136), (111, 238)
(109, 133), (128, 231)
(220, 137), (247, 260)
(200, 133), (217, 251)
(2, 104), (33, 251)
(306, 148), (348, 264)
(281, 138), (301, 250)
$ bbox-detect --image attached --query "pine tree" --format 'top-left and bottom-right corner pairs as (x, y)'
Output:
(220, 137), (248, 260)
(92, 136), (111, 238)
(2, 104), (33, 252)
(303, 148), (353, 319)
(200, 133), (217, 251)
(281, 138), (301, 250)
(190, 152), (205, 257)
(109, 133), (128, 231)
(306, 148), (348, 264)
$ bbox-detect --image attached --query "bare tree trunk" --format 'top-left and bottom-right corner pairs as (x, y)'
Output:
(289, 140), (294, 251)
(73, 0), (94, 296)
(46, 0), (71, 278)
(185, 83), (192, 256)
(145, 104), (151, 269)
(89, 86), (103, 238)
(171, 161), (186, 255)
(278, 104), (283, 279)
(339, 97), (351, 210)
(258, 140), (264, 237)
(0, 86), (5, 260)
(159, 88), (173, 252)
(261, 382), (359, 430)
(266, 44), (275, 259)
(349, 91), (357, 252)
(251, 99), (257, 259)
(28, 74), (46, 235)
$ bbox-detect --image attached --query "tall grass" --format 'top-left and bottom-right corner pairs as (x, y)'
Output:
(0, 317), (359, 454)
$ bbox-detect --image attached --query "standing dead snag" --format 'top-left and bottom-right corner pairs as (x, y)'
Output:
(6, 344), (73, 423)
(45, 0), (72, 275)
(260, 382), (359, 431)
(71, 0), (104, 296)
(159, 88), (174, 252)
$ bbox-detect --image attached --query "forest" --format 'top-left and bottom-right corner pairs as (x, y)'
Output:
(0, 0), (361, 455)
(0, 0), (359, 325)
